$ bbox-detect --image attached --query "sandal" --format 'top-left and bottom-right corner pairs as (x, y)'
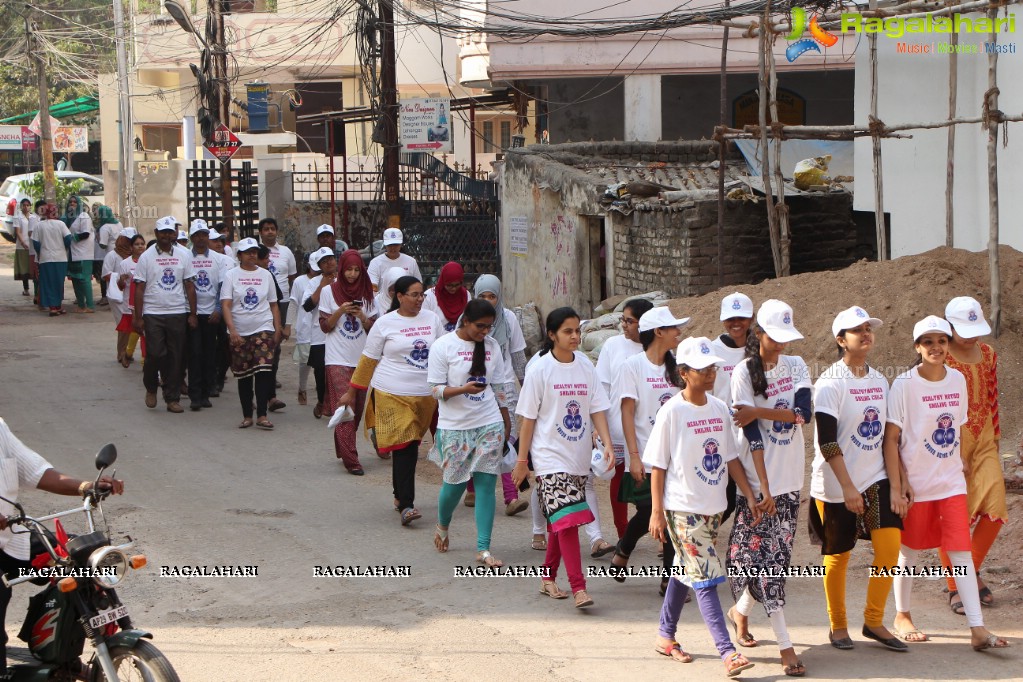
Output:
(609, 544), (630, 583)
(590, 539), (615, 558)
(400, 507), (421, 526)
(783, 660), (806, 677)
(978, 585), (994, 606)
(539, 580), (568, 599)
(120, 355), (131, 368)
(297, 390), (307, 406)
(724, 652), (754, 677)
(949, 590), (965, 615)
(655, 640), (693, 663)
(434, 525), (449, 553)
(892, 627), (928, 643)
(726, 607), (758, 647)
(238, 419), (254, 429)
(477, 550), (503, 568)
(255, 419), (274, 430)
(573, 589), (594, 608)
(973, 633), (1010, 651)
(531, 533), (547, 551)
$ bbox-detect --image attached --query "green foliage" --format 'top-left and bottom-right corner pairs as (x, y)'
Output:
(21, 173), (84, 209)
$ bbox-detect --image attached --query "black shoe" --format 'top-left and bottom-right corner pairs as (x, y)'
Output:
(189, 401), (202, 412)
(829, 631), (855, 650)
(861, 625), (908, 652)
(201, 398), (213, 408)
(210, 388), (221, 398)
(349, 468), (365, 476)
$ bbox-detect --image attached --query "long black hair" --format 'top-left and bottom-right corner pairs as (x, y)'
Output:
(745, 324), (770, 399)
(638, 326), (680, 391)
(461, 298), (497, 377)
(389, 275), (421, 313)
(539, 307), (580, 356)
(623, 298), (654, 322)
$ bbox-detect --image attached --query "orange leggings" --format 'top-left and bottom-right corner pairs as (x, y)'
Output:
(938, 516), (1002, 592)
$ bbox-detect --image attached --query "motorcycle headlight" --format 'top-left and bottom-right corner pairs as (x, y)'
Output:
(88, 547), (128, 588)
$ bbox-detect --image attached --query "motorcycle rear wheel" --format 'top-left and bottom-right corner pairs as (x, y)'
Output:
(92, 640), (180, 682)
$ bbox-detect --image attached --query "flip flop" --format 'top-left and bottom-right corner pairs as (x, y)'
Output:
(590, 539), (615, 558)
(531, 534), (547, 551)
(724, 652), (754, 677)
(892, 627), (929, 643)
(255, 419), (274, 430)
(726, 607), (758, 647)
(238, 419), (253, 429)
(973, 634), (1010, 651)
(655, 641), (693, 663)
(434, 525), (449, 553)
(477, 550), (503, 568)
(783, 661), (806, 677)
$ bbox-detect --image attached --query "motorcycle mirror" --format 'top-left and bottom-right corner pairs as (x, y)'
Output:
(95, 444), (117, 471)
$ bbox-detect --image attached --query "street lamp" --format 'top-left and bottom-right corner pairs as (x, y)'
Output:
(163, 0), (209, 49)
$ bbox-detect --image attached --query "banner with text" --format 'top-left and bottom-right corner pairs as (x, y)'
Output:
(400, 98), (452, 153)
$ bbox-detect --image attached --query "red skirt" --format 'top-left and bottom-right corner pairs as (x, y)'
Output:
(115, 313), (134, 333)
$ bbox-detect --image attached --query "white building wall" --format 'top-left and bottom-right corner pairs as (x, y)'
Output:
(853, 14), (1023, 256)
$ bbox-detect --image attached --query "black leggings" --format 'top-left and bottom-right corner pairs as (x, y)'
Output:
(392, 441), (420, 510)
(307, 344), (326, 406)
(618, 501), (676, 570)
(238, 371), (274, 418)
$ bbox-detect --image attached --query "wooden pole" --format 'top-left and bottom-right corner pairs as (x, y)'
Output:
(986, 5), (1001, 337)
(945, 4), (958, 247)
(380, 0), (401, 228)
(716, 0), (730, 287)
(767, 30), (790, 277)
(26, 15), (56, 205)
(757, 2), (782, 278)
(869, 0), (887, 261)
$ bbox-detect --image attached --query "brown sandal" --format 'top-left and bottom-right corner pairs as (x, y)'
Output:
(539, 580), (568, 599)
(238, 419), (254, 429)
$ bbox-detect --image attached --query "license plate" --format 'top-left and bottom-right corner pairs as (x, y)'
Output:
(89, 605), (128, 629)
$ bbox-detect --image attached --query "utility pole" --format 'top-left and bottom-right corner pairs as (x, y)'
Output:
(212, 1), (235, 240)
(112, 0), (136, 221)
(26, 14), (56, 205)
(379, 0), (400, 227)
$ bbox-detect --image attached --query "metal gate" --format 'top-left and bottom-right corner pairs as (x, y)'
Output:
(186, 160), (259, 239)
(398, 153), (500, 285)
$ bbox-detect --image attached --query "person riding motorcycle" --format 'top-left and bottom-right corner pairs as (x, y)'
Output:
(0, 418), (124, 674)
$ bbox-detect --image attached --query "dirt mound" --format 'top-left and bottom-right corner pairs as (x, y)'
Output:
(665, 245), (1023, 602)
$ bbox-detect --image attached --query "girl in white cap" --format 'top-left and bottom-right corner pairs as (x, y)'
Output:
(808, 307), (906, 652)
(609, 305), (687, 590)
(512, 307), (614, 608)
(645, 336), (759, 676)
(726, 299), (812, 677)
(886, 316), (1008, 651)
(937, 297), (1005, 611)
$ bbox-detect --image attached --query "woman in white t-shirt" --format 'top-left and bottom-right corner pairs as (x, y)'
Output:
(421, 261), (470, 333)
(512, 307), (614, 609)
(593, 298), (652, 550)
(220, 238), (281, 430)
(12, 199), (35, 299)
(726, 299), (812, 678)
(609, 306), (687, 590)
(886, 316), (1008, 651)
(340, 276), (443, 526)
(428, 299), (510, 567)
(63, 195), (95, 313)
(808, 307), (906, 652)
(320, 249), (377, 473)
(645, 337), (759, 676)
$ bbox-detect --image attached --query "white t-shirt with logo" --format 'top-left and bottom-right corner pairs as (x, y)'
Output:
(288, 275), (315, 344)
(302, 276), (332, 346)
(263, 243), (297, 299)
(95, 222), (123, 259)
(116, 257), (139, 313)
(730, 354), (812, 498)
(810, 362), (889, 502)
(360, 309), (443, 397)
(220, 266), (278, 336)
(887, 366), (968, 503)
(616, 353), (680, 471)
(422, 287), (471, 333)
(68, 212), (93, 262)
(594, 334), (644, 458)
(367, 252), (422, 289)
(190, 249), (222, 316)
(134, 244), (196, 315)
(516, 351), (611, 476)
(428, 332), (507, 431)
(643, 394), (738, 515)
(320, 287), (377, 368)
(710, 337), (747, 404)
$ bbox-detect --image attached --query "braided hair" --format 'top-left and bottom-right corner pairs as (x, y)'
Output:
(745, 324), (770, 399)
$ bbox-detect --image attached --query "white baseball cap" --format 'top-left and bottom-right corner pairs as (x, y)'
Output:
(154, 216), (177, 232)
(316, 224), (335, 236)
(720, 292), (754, 321)
(638, 306), (690, 333)
(676, 336), (725, 370)
(235, 237), (260, 253)
(189, 219), (210, 235)
(120, 227), (137, 240)
(382, 227), (403, 246)
(944, 296), (991, 338)
(756, 299), (803, 343)
(207, 228), (222, 240)
(831, 306), (883, 338)
(913, 315), (953, 342)
(176, 230), (188, 242)
(308, 246), (335, 269)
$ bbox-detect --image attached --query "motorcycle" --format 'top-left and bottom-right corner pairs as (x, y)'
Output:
(0, 444), (179, 681)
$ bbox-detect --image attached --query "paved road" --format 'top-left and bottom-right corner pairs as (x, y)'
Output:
(0, 249), (1019, 680)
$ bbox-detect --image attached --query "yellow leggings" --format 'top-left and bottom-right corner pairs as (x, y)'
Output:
(816, 499), (901, 629)
(126, 332), (140, 357)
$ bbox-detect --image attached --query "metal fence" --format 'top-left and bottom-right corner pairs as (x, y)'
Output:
(186, 160), (259, 238)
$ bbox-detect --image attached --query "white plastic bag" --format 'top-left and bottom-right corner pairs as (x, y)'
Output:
(500, 441), (518, 474)
(107, 276), (123, 304)
(327, 405), (355, 429)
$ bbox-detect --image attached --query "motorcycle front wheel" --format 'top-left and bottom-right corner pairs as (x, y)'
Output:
(92, 640), (181, 682)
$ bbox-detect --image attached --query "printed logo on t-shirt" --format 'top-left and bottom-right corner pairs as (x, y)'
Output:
(404, 338), (429, 369)
(158, 267), (177, 291)
(242, 287), (259, 310)
(268, 259), (278, 275)
(927, 413), (958, 458)
(563, 401), (583, 432)
(851, 406), (883, 451)
(338, 313), (363, 340)
(444, 321), (456, 332)
(769, 398), (796, 446)
(195, 269), (211, 291)
(695, 438), (727, 485)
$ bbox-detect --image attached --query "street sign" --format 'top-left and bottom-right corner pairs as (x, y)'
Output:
(204, 124), (242, 164)
(400, 98), (452, 153)
(0, 126), (23, 151)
